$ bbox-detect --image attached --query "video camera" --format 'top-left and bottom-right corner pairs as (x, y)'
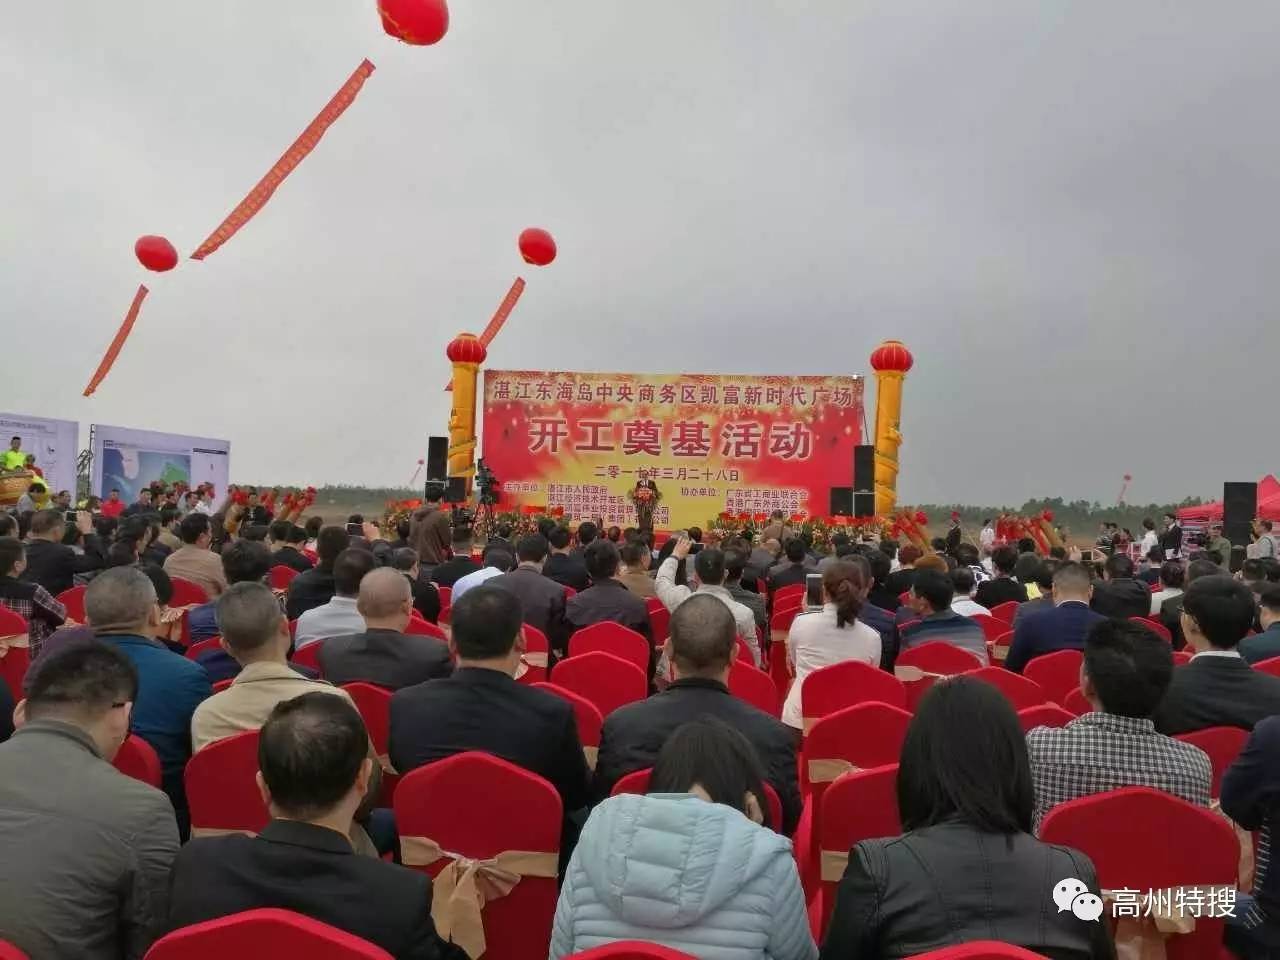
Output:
(475, 459), (499, 507)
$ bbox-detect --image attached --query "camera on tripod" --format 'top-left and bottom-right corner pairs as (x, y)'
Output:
(475, 459), (499, 507)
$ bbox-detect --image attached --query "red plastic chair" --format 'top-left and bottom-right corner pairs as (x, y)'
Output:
(1062, 686), (1093, 716)
(268, 565), (299, 590)
(645, 597), (670, 646)
(1255, 655), (1280, 678)
(970, 614), (1009, 643)
(169, 577), (211, 607)
(290, 641), (323, 675)
(1131, 616), (1173, 644)
(143, 907), (392, 959)
(394, 752), (561, 960)
(565, 943), (697, 960)
(113, 733), (162, 788)
(774, 583), (806, 608)
(1171, 649), (1192, 666)
(185, 730), (268, 836)
(1040, 788), (1237, 960)
(963, 667), (1046, 710)
(185, 636), (222, 661)
(905, 944), (1052, 959)
(1022, 649), (1084, 705)
(342, 682), (398, 801)
(563, 585), (578, 601)
(533, 682), (604, 770)
(404, 617), (447, 641)
(988, 601), (1020, 625)
(518, 624), (550, 685)
(0, 941), (28, 960)
(549, 651), (647, 719)
(895, 641), (984, 711)
(801, 660), (906, 732)
(1016, 703), (1077, 734)
(437, 585), (452, 624)
(817, 765), (901, 936)
(610, 767), (784, 833)
(728, 660), (779, 716)
(1174, 726), (1248, 797)
(0, 607), (29, 702)
(55, 584), (86, 622)
(990, 629), (1014, 664)
(568, 622), (649, 676)
(212, 678), (233, 692)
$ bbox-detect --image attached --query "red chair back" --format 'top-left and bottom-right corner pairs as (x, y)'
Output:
(610, 766), (784, 833)
(645, 597), (670, 645)
(213, 678), (233, 692)
(1016, 703), (1077, 734)
(768, 636), (791, 702)
(341, 683), (392, 759)
(964, 666), (1046, 710)
(566, 943), (697, 959)
(169, 577), (210, 607)
(1130, 617), (1173, 644)
(393, 752), (561, 960)
(904, 944), (1051, 959)
(988, 601), (1020, 625)
(1040, 788), (1237, 960)
(990, 629), (1014, 664)
(113, 734), (162, 788)
(548, 651), (646, 719)
(774, 583), (805, 607)
(801, 660), (906, 732)
(1254, 655), (1280, 678)
(563, 585), (578, 600)
(568, 622), (649, 675)
(185, 636), (221, 661)
(268, 565), (299, 590)
(518, 624), (550, 685)
(55, 585), (86, 622)
(1062, 686), (1092, 716)
(1171, 650), (1192, 666)
(437, 585), (453, 624)
(0, 606), (29, 702)
(819, 765), (901, 936)
(970, 614), (1009, 643)
(290, 641), (323, 674)
(0, 941), (28, 960)
(185, 730), (268, 836)
(404, 617), (447, 641)
(143, 907), (392, 959)
(532, 682), (604, 769)
(1022, 649), (1084, 706)
(728, 660), (779, 716)
(1174, 726), (1248, 797)
(895, 641), (984, 711)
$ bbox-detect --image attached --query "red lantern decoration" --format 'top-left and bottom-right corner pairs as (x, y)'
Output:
(377, 0), (449, 45)
(134, 235), (178, 272)
(518, 228), (557, 266)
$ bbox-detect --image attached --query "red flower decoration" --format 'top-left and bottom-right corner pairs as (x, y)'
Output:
(552, 507), (565, 517)
(1042, 510), (1054, 523)
(914, 510), (928, 526)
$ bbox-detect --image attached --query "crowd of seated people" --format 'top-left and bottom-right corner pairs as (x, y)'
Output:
(8, 491), (1280, 958)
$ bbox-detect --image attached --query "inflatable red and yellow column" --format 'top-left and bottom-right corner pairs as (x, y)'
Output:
(869, 340), (914, 516)
(446, 333), (487, 487)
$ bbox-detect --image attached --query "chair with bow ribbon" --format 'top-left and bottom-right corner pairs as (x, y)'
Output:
(728, 659), (779, 716)
(143, 907), (392, 959)
(568, 622), (649, 676)
(1015, 703), (1077, 734)
(1039, 787), (1238, 960)
(894, 642), (984, 711)
(185, 730), (269, 838)
(564, 943), (697, 959)
(1252, 655), (1280, 679)
(405, 616), (448, 641)
(904, 943), (1052, 959)
(0, 606), (29, 702)
(990, 629), (1014, 665)
(1023, 649), (1085, 706)
(774, 583), (806, 609)
(394, 751), (562, 960)
(963, 667), (1046, 711)
(113, 733), (162, 788)
(800, 660), (906, 735)
(549, 651), (646, 720)
(290, 641), (324, 675)
(55, 584), (87, 623)
(268, 565), (299, 590)
(532, 682), (604, 771)
(609, 766), (785, 834)
(517, 624), (550, 685)
(437, 586), (453, 625)
(645, 597), (670, 648)
(169, 577), (211, 607)
(769, 604), (804, 700)
(971, 614), (1010, 645)
(988, 601), (1021, 625)
(1174, 726), (1248, 799)
(816, 764), (901, 938)
(185, 636), (222, 661)
(341, 683), (398, 802)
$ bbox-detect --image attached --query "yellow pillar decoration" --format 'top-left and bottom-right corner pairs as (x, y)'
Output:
(868, 340), (914, 516)
(446, 333), (487, 485)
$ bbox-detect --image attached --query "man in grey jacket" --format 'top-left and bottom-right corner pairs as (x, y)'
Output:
(0, 642), (179, 959)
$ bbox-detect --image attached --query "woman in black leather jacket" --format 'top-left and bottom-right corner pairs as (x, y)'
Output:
(820, 678), (1115, 960)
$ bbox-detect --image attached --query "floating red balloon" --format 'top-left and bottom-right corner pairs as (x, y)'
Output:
(518, 227), (557, 266)
(134, 235), (178, 272)
(377, 0), (449, 45)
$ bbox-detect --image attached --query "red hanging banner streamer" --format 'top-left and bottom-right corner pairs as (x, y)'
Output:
(445, 277), (526, 391)
(190, 58), (376, 261)
(83, 284), (149, 397)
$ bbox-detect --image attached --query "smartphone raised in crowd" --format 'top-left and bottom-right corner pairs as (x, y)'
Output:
(65, 510), (78, 523)
(346, 522), (363, 536)
(805, 572), (824, 609)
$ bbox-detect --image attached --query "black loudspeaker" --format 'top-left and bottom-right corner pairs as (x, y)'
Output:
(426, 437), (449, 482)
(1223, 482), (1257, 548)
(829, 487), (853, 516)
(853, 492), (876, 518)
(444, 477), (467, 504)
(852, 444), (876, 517)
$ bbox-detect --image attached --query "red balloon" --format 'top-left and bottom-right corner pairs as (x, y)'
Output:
(134, 235), (178, 272)
(518, 227), (557, 266)
(378, 0), (448, 45)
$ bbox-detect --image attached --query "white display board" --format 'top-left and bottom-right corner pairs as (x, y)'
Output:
(90, 424), (230, 501)
(0, 412), (80, 497)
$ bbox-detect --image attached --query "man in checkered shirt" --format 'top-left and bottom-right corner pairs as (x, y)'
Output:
(0, 535), (67, 657)
(1026, 618), (1212, 832)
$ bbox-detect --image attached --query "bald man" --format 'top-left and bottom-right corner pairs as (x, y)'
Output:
(317, 568), (453, 690)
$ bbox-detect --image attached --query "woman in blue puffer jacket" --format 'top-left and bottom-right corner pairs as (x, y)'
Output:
(549, 718), (817, 960)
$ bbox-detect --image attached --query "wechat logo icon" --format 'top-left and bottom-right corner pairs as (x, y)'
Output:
(1053, 878), (1104, 922)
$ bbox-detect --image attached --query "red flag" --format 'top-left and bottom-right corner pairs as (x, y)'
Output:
(445, 277), (526, 391)
(83, 284), (149, 397)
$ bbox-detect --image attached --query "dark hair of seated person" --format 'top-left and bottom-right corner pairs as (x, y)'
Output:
(648, 716), (770, 830)
(258, 692), (368, 820)
(449, 585), (523, 661)
(583, 540), (620, 580)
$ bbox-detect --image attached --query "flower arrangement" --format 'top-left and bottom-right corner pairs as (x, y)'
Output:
(381, 497), (424, 533)
(627, 480), (661, 530)
(471, 507), (567, 544)
(707, 511), (887, 552)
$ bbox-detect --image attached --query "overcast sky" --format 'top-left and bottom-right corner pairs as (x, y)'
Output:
(5, 1), (1279, 505)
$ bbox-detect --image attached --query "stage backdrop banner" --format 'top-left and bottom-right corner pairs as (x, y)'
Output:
(0, 413), (79, 497)
(90, 424), (230, 502)
(481, 370), (864, 530)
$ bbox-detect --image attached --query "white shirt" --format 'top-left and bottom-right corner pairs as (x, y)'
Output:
(951, 597), (990, 618)
(1150, 587), (1182, 616)
(294, 596), (364, 648)
(980, 526), (995, 550)
(1140, 530), (1159, 557)
(1191, 649), (1242, 661)
(451, 565), (504, 602)
(781, 604), (881, 729)
(193, 501), (213, 515)
(654, 556), (760, 665)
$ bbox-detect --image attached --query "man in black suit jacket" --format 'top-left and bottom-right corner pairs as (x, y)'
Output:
(21, 510), (106, 596)
(487, 535), (570, 653)
(1005, 562), (1106, 673)
(270, 522), (314, 573)
(973, 544), (1028, 609)
(1159, 558), (1220, 651)
(543, 525), (591, 592)
(428, 527), (481, 587)
(566, 540), (652, 644)
(388, 585), (590, 817)
(285, 526), (349, 621)
(593, 594), (801, 834)
(319, 569), (452, 690)
(768, 538), (812, 594)
(1154, 575), (1280, 735)
(1090, 553), (1153, 620)
(166, 693), (463, 960)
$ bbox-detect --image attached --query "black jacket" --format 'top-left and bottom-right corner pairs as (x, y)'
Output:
(21, 536), (106, 596)
(594, 677), (801, 834)
(883, 567), (916, 600)
(429, 556), (481, 588)
(1153, 654), (1280, 735)
(388, 667), (590, 813)
(272, 546), (314, 573)
(543, 553), (590, 593)
(319, 628), (453, 690)
(565, 580), (652, 645)
(285, 566), (336, 621)
(165, 819), (464, 960)
(1221, 716), (1280, 924)
(820, 822), (1113, 960)
(973, 575), (1028, 609)
(486, 566), (569, 652)
(1159, 593), (1188, 650)
(1089, 578), (1151, 620)
(769, 562), (811, 593)
(408, 573), (441, 624)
